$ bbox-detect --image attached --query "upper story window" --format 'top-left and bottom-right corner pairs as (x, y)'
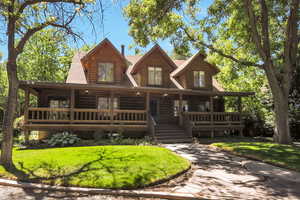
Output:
(193, 71), (205, 87)
(98, 63), (114, 82)
(148, 66), (162, 85)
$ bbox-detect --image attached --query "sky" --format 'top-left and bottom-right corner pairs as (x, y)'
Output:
(0, 0), (211, 61)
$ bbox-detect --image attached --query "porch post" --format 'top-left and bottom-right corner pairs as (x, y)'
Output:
(237, 96), (243, 137)
(24, 88), (30, 144)
(237, 96), (242, 113)
(70, 89), (75, 123)
(179, 94), (183, 126)
(110, 91), (114, 125)
(210, 96), (214, 138)
(146, 92), (150, 113)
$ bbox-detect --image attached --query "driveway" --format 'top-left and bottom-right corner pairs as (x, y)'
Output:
(165, 143), (300, 200)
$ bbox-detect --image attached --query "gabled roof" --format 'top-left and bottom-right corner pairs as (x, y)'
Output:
(66, 52), (87, 84)
(129, 44), (178, 74)
(81, 38), (127, 68)
(171, 50), (220, 77)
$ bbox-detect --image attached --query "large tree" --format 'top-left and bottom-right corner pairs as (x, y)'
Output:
(0, 0), (102, 168)
(124, 0), (300, 144)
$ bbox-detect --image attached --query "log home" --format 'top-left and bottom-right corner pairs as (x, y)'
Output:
(20, 38), (254, 143)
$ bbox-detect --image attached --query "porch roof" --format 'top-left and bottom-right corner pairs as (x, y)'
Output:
(19, 80), (255, 97)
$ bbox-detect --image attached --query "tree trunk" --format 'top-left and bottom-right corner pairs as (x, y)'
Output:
(0, 62), (19, 169)
(272, 87), (291, 144)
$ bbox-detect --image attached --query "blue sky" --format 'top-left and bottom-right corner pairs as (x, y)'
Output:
(0, 1), (211, 60)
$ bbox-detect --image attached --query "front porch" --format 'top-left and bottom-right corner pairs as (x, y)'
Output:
(20, 81), (253, 141)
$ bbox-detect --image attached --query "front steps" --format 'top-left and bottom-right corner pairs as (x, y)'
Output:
(154, 124), (192, 143)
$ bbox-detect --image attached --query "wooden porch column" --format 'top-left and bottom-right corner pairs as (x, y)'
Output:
(210, 96), (214, 138)
(110, 91), (114, 125)
(146, 92), (150, 120)
(237, 96), (243, 137)
(179, 94), (183, 126)
(70, 89), (75, 123)
(237, 96), (242, 113)
(24, 88), (30, 144)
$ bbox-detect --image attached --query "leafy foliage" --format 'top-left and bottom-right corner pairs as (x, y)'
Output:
(17, 28), (73, 82)
(47, 132), (81, 147)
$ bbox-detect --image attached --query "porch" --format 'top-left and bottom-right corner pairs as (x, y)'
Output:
(20, 81), (253, 141)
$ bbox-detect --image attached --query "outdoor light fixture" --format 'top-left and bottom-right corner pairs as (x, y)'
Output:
(163, 93), (168, 97)
(85, 90), (89, 94)
(136, 92), (141, 96)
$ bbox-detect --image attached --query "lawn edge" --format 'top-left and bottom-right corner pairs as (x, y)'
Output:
(209, 144), (300, 173)
(0, 178), (203, 200)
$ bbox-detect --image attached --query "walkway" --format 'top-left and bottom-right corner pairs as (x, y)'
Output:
(165, 143), (300, 200)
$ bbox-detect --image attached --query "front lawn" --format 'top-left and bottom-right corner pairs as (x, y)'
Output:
(0, 146), (190, 189)
(212, 142), (300, 172)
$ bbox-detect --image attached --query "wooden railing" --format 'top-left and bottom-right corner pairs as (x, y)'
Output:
(182, 112), (242, 125)
(148, 114), (157, 140)
(28, 107), (147, 124)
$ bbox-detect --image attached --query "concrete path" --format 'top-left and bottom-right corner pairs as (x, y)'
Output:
(165, 143), (300, 200)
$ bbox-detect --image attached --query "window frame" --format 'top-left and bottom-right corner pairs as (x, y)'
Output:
(173, 100), (189, 117)
(97, 62), (114, 83)
(148, 66), (162, 86)
(96, 96), (119, 110)
(193, 70), (205, 88)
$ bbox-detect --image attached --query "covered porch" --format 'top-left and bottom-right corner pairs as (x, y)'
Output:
(20, 81), (254, 138)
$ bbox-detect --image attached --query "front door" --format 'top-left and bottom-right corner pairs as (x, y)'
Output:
(150, 99), (159, 121)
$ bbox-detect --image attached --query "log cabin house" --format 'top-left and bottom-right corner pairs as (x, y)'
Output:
(20, 38), (254, 143)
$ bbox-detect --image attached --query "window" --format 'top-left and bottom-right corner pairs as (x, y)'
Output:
(97, 97), (118, 110)
(49, 99), (69, 108)
(98, 63), (114, 82)
(174, 100), (188, 117)
(193, 71), (205, 87)
(148, 66), (162, 85)
(197, 101), (210, 112)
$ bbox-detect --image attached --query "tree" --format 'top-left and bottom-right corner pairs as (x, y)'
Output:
(0, 0), (101, 168)
(18, 28), (73, 82)
(124, 0), (299, 144)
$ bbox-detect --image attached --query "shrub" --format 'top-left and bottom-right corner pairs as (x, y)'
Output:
(47, 132), (80, 147)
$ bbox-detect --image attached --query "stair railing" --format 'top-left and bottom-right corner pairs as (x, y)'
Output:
(182, 112), (193, 137)
(148, 114), (157, 141)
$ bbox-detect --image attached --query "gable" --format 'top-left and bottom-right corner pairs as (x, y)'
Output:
(129, 44), (177, 75)
(81, 38), (127, 70)
(171, 50), (220, 78)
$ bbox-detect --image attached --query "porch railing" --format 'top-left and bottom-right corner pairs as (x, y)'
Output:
(182, 112), (242, 125)
(28, 107), (147, 124)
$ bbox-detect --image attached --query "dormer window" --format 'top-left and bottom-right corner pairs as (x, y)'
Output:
(193, 71), (205, 87)
(148, 66), (162, 85)
(98, 63), (114, 82)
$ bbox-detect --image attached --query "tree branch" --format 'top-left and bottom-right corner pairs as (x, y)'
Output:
(17, 0), (83, 16)
(244, 0), (267, 61)
(181, 27), (263, 68)
(282, 0), (299, 95)
(15, 21), (52, 56)
(259, 0), (271, 61)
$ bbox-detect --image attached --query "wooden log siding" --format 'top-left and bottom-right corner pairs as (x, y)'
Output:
(27, 107), (147, 124)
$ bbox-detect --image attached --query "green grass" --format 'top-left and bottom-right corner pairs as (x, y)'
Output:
(212, 142), (300, 172)
(0, 146), (190, 189)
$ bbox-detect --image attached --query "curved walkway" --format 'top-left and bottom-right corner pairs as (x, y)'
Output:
(165, 143), (300, 200)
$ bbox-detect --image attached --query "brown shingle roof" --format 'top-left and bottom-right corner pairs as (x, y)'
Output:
(66, 42), (224, 91)
(66, 52), (87, 84)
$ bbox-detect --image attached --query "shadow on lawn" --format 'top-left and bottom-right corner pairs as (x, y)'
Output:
(3, 148), (171, 200)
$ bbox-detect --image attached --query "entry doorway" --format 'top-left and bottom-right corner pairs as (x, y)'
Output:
(150, 99), (159, 121)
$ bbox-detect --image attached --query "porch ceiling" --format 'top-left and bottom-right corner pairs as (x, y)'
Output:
(19, 80), (255, 97)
